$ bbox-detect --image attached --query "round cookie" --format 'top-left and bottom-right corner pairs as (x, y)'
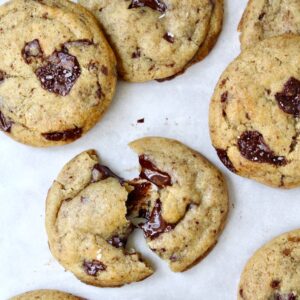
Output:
(209, 35), (300, 188)
(127, 137), (229, 272)
(46, 150), (153, 287)
(238, 229), (300, 300)
(0, 0), (116, 147)
(78, 0), (223, 82)
(238, 0), (300, 50)
(10, 290), (83, 300)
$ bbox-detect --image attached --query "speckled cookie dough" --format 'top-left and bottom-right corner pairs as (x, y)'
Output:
(238, 229), (300, 300)
(209, 35), (300, 188)
(0, 0), (116, 147)
(10, 290), (84, 300)
(46, 150), (153, 287)
(128, 137), (228, 272)
(238, 0), (300, 49)
(79, 0), (223, 82)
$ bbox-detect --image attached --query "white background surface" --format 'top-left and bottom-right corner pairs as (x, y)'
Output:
(1, 0), (300, 299)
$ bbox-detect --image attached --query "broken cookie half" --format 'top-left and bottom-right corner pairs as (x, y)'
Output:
(45, 137), (229, 286)
(45, 150), (153, 287)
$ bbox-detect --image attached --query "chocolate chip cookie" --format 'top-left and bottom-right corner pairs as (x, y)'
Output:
(128, 137), (228, 272)
(10, 290), (83, 300)
(46, 150), (153, 287)
(78, 0), (223, 82)
(0, 0), (116, 147)
(238, 0), (300, 49)
(209, 35), (300, 188)
(238, 229), (300, 300)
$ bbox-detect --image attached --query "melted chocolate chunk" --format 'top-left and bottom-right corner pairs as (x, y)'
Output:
(132, 48), (141, 59)
(139, 155), (172, 187)
(0, 70), (5, 82)
(221, 91), (228, 103)
(0, 111), (13, 132)
(128, 0), (167, 13)
(140, 199), (175, 239)
(107, 236), (127, 248)
(273, 293), (297, 300)
(91, 164), (123, 183)
(126, 181), (151, 216)
(83, 259), (106, 276)
(258, 12), (266, 20)
(163, 32), (175, 43)
(22, 39), (43, 64)
(35, 51), (81, 96)
(275, 77), (300, 117)
(101, 65), (108, 76)
(42, 127), (82, 141)
(216, 149), (237, 173)
(237, 131), (287, 166)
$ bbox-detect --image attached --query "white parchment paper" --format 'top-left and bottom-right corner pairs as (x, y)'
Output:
(1, 1), (300, 299)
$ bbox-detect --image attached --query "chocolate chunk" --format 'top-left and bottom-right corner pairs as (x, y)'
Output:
(137, 118), (144, 123)
(0, 70), (5, 82)
(128, 0), (167, 13)
(140, 199), (175, 239)
(0, 110), (13, 132)
(216, 149), (237, 173)
(22, 39), (43, 64)
(221, 91), (228, 103)
(126, 181), (151, 216)
(258, 12), (266, 20)
(132, 48), (141, 59)
(139, 155), (172, 187)
(35, 51), (81, 96)
(237, 131), (287, 166)
(101, 65), (108, 76)
(83, 259), (106, 276)
(274, 293), (297, 300)
(96, 82), (103, 98)
(107, 236), (127, 248)
(275, 77), (300, 117)
(91, 164), (123, 183)
(270, 280), (281, 289)
(163, 32), (175, 43)
(42, 127), (82, 141)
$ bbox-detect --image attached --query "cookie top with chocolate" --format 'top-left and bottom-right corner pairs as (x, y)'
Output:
(209, 35), (300, 188)
(238, 229), (300, 300)
(46, 150), (153, 287)
(238, 0), (300, 49)
(0, 0), (116, 147)
(10, 290), (83, 300)
(79, 0), (223, 82)
(128, 137), (228, 272)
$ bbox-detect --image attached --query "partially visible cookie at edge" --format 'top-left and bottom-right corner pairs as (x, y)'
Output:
(238, 229), (300, 300)
(128, 137), (229, 272)
(0, 0), (116, 147)
(45, 150), (153, 287)
(210, 35), (300, 188)
(238, 0), (300, 49)
(10, 289), (84, 300)
(79, 0), (223, 82)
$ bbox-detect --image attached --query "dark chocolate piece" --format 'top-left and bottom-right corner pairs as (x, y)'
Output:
(140, 199), (175, 239)
(237, 131), (287, 166)
(216, 149), (237, 173)
(35, 51), (81, 96)
(128, 0), (167, 13)
(163, 32), (175, 43)
(139, 155), (172, 187)
(42, 127), (82, 141)
(83, 259), (106, 276)
(22, 39), (43, 64)
(0, 111), (13, 132)
(91, 164), (123, 183)
(275, 77), (300, 117)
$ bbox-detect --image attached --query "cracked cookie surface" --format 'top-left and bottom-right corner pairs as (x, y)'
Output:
(79, 0), (223, 82)
(238, 0), (300, 50)
(128, 137), (228, 272)
(209, 35), (300, 188)
(238, 229), (300, 300)
(0, 0), (116, 147)
(46, 150), (153, 287)
(10, 290), (84, 300)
